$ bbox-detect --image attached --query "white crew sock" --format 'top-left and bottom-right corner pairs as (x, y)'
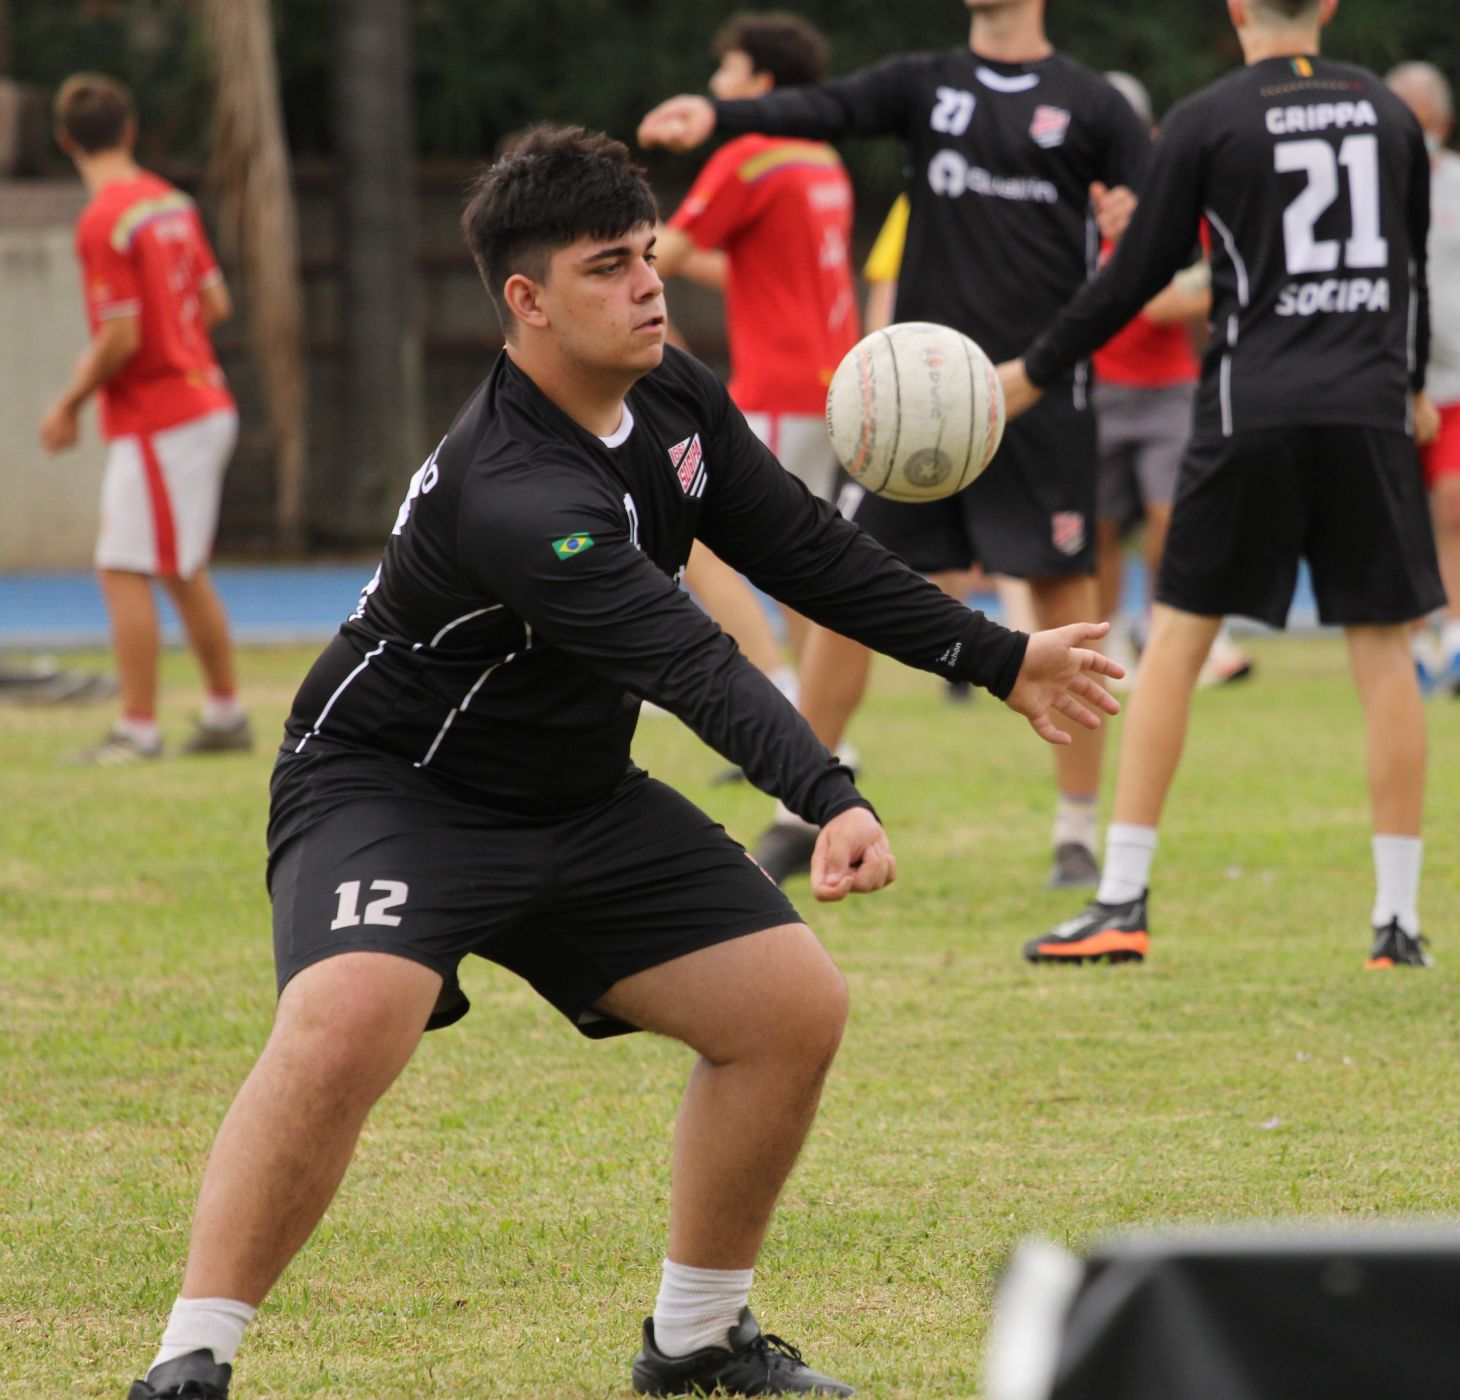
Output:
(1372, 834), (1422, 935)
(1051, 794), (1098, 853)
(651, 1259), (754, 1357)
(773, 799), (816, 830)
(152, 1296), (257, 1371)
(1442, 618), (1460, 663)
(117, 715), (160, 749)
(202, 693), (246, 729)
(1096, 824), (1158, 906)
(769, 665), (800, 708)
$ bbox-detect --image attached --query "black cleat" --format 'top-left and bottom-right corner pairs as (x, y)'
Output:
(632, 1308), (854, 1396)
(126, 1350), (231, 1399)
(1365, 918), (1433, 969)
(1025, 893), (1148, 964)
(751, 821), (818, 885)
(1045, 841), (1099, 890)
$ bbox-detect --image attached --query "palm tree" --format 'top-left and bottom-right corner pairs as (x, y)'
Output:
(203, 0), (308, 552)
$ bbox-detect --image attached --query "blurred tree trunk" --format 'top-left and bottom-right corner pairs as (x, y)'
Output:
(203, 0), (308, 553)
(332, 0), (423, 541)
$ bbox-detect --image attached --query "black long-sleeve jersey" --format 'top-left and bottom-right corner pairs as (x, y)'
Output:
(712, 49), (1150, 393)
(281, 347), (1027, 825)
(1024, 55), (1430, 439)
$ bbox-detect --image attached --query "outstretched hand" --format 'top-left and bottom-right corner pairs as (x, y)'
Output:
(811, 805), (897, 903)
(1004, 620), (1123, 746)
(638, 96), (717, 151)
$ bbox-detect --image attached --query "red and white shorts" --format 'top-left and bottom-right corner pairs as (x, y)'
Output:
(95, 408), (238, 580)
(1420, 402), (1460, 491)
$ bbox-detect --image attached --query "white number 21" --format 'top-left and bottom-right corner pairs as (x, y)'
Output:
(1275, 134), (1388, 275)
(331, 879), (410, 930)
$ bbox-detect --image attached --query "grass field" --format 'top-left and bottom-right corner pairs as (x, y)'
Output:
(4, 635), (1459, 1398)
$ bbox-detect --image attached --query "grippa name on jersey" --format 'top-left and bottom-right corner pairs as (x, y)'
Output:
(1274, 275), (1390, 317)
(1265, 100), (1378, 136)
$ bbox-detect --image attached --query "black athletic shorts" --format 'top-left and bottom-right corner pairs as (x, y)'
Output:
(1156, 425), (1444, 628)
(266, 750), (801, 1038)
(840, 391), (1097, 578)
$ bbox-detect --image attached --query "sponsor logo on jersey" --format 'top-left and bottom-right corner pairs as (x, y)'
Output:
(1029, 105), (1071, 150)
(668, 433), (708, 497)
(927, 150), (1058, 204)
(551, 533), (596, 560)
(1274, 276), (1391, 317)
(1051, 511), (1086, 557)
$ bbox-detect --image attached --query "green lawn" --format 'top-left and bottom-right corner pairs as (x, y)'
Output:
(3, 636), (1458, 1397)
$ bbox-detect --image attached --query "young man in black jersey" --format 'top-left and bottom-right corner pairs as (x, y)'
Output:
(124, 127), (1123, 1400)
(640, 0), (1149, 895)
(999, 0), (1444, 970)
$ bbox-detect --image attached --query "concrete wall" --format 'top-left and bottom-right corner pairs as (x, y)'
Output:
(0, 180), (107, 569)
(0, 165), (733, 566)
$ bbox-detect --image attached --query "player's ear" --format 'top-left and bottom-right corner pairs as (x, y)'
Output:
(503, 272), (549, 331)
(1226, 0), (1247, 30)
(1317, 0), (1338, 27)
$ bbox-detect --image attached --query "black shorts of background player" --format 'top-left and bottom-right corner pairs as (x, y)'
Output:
(1000, 0), (1444, 970)
(640, 0), (1152, 894)
(123, 126), (1124, 1400)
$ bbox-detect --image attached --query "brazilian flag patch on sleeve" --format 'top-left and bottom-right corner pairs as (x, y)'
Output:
(551, 533), (595, 560)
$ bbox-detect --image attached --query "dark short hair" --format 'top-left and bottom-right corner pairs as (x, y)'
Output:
(461, 124), (658, 338)
(54, 73), (134, 154)
(713, 12), (829, 89)
(1251, 0), (1323, 20)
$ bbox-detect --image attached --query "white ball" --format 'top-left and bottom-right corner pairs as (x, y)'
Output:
(825, 321), (1006, 503)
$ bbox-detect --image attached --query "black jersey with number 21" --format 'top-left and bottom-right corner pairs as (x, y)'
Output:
(1025, 56), (1430, 440)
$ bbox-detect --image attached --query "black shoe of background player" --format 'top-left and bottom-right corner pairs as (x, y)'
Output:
(127, 1350), (231, 1399)
(1025, 892), (1149, 964)
(1365, 918), (1434, 969)
(944, 678), (974, 705)
(1045, 841), (1099, 890)
(632, 1308), (854, 1396)
(751, 821), (818, 885)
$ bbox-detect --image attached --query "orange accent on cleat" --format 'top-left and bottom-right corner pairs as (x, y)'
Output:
(1034, 928), (1148, 959)
(1364, 957), (1396, 969)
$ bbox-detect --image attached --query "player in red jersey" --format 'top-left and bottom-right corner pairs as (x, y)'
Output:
(654, 14), (860, 698)
(40, 74), (251, 765)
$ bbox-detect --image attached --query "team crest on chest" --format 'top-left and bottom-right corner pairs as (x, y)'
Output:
(668, 433), (708, 497)
(1029, 105), (1071, 149)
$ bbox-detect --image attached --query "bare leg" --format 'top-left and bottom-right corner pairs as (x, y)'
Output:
(98, 568), (160, 718)
(1028, 573), (1107, 804)
(1433, 477), (1460, 640)
(684, 544), (784, 678)
(1110, 603), (1221, 827)
(781, 606), (811, 662)
(180, 953), (442, 1304)
(796, 626), (872, 751)
(160, 569), (240, 697)
(595, 924), (848, 1267)
(1095, 520), (1125, 624)
(1141, 504), (1172, 613)
(1345, 625), (1426, 836)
